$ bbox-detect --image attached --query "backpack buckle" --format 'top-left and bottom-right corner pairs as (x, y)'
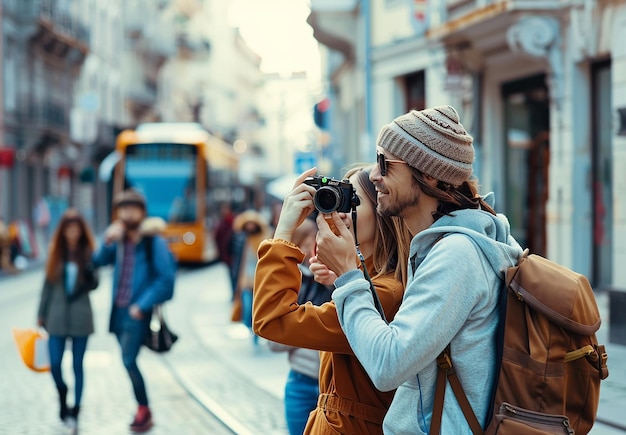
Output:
(437, 351), (452, 370)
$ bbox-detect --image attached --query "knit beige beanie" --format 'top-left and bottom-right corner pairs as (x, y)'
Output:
(376, 105), (474, 185)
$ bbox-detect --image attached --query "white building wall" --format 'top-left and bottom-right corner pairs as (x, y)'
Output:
(371, 40), (436, 130)
(157, 0), (264, 145)
(257, 74), (317, 177)
(370, 0), (417, 46)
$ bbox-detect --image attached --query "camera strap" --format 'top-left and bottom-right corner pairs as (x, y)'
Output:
(352, 210), (388, 324)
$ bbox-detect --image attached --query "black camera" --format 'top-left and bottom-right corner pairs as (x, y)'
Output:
(304, 175), (360, 214)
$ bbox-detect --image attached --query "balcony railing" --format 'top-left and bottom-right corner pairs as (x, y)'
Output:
(444, 0), (567, 22)
(38, 0), (90, 47)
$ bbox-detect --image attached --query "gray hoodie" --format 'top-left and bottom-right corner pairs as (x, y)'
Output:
(332, 200), (522, 434)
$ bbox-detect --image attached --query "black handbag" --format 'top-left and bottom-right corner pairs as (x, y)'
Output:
(144, 305), (178, 353)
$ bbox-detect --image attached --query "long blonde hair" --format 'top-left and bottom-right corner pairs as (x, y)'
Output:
(344, 164), (410, 286)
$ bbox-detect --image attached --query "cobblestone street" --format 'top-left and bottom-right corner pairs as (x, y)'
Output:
(1, 261), (624, 434)
(0, 263), (289, 435)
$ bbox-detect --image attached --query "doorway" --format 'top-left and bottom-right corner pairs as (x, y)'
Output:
(591, 61), (612, 289)
(502, 74), (550, 256)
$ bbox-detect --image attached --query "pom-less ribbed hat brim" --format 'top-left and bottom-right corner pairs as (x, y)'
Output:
(377, 105), (474, 185)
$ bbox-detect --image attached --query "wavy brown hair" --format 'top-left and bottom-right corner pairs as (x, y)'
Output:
(408, 167), (497, 221)
(45, 209), (96, 283)
(344, 164), (411, 286)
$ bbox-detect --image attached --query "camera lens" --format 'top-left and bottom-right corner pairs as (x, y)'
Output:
(314, 187), (341, 214)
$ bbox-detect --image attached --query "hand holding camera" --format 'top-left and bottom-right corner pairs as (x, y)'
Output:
(303, 175), (360, 214)
(104, 220), (125, 244)
(273, 168), (318, 242)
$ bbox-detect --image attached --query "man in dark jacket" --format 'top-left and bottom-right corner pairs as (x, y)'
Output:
(93, 189), (175, 433)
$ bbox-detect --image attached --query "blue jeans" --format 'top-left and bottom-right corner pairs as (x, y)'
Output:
(241, 289), (258, 345)
(112, 307), (150, 406)
(241, 289), (253, 329)
(48, 335), (88, 406)
(284, 370), (319, 435)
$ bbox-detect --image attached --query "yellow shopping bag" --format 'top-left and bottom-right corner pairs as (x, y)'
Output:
(12, 328), (50, 372)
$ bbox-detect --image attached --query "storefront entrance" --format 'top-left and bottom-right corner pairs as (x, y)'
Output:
(591, 61), (613, 290)
(502, 74), (550, 256)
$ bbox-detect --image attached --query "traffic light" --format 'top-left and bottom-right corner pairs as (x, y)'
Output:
(313, 98), (330, 130)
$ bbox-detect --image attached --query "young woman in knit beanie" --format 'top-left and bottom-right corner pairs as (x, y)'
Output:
(315, 106), (524, 434)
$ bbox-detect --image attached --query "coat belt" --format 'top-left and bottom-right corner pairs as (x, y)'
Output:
(316, 393), (387, 425)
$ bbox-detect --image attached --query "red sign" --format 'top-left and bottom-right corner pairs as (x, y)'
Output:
(58, 166), (73, 177)
(411, 0), (429, 35)
(0, 147), (15, 168)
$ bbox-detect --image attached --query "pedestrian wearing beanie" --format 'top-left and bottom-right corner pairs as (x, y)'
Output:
(92, 189), (175, 433)
(314, 106), (524, 434)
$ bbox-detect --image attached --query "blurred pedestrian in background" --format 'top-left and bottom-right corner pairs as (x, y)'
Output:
(269, 200), (283, 233)
(9, 218), (35, 269)
(215, 202), (235, 271)
(37, 209), (99, 431)
(267, 217), (332, 435)
(92, 189), (175, 433)
(253, 165), (411, 434)
(0, 216), (17, 273)
(229, 209), (270, 343)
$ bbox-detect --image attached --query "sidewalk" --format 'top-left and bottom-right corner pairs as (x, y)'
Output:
(592, 291), (626, 433)
(182, 264), (626, 434)
(161, 263), (290, 434)
(2, 260), (624, 434)
(0, 266), (238, 435)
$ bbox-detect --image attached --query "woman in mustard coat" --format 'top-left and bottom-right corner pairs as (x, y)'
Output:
(253, 165), (411, 434)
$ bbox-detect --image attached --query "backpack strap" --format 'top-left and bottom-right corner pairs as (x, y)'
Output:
(144, 235), (154, 267)
(430, 345), (483, 435)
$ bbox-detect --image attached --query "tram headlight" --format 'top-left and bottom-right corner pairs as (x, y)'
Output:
(182, 231), (196, 245)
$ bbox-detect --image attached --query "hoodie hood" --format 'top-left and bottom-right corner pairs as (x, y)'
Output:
(139, 216), (167, 237)
(410, 193), (523, 277)
(233, 210), (270, 234)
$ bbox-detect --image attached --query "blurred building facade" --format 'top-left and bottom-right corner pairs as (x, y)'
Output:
(311, 0), (626, 344)
(0, 0), (276, 236)
(156, 0), (263, 142)
(0, 0), (89, 237)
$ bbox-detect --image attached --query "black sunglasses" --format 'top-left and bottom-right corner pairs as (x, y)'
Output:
(377, 153), (407, 176)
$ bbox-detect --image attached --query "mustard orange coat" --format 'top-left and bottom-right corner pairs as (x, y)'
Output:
(253, 239), (404, 434)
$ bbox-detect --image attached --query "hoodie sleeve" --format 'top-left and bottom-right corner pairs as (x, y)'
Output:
(134, 236), (175, 312)
(92, 242), (116, 267)
(333, 234), (490, 391)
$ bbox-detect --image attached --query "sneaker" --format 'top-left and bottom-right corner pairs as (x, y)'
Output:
(130, 406), (153, 433)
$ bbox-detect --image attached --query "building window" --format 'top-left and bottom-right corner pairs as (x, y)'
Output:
(403, 70), (426, 112)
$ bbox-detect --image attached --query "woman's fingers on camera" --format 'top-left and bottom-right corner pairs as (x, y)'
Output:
(294, 167), (317, 188)
(327, 212), (350, 234)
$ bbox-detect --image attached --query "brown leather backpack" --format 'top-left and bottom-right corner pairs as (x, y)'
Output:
(430, 249), (609, 435)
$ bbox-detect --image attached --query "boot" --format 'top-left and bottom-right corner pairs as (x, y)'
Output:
(57, 385), (68, 421)
(65, 405), (79, 431)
